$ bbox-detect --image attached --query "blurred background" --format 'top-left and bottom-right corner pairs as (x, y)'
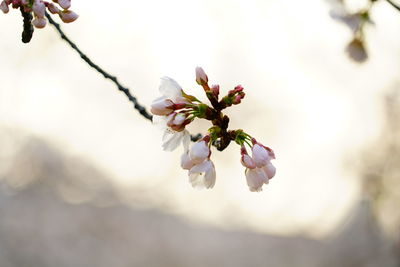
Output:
(0, 0), (400, 266)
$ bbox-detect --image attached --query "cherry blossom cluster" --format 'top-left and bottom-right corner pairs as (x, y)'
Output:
(0, 0), (78, 28)
(151, 67), (276, 192)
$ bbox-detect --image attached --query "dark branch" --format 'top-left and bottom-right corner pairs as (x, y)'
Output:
(45, 12), (153, 121)
(20, 7), (34, 43)
(45, 13), (202, 142)
(386, 0), (400, 12)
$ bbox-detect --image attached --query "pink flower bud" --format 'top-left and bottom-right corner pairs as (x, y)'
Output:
(232, 95), (242, 104)
(241, 154), (256, 169)
(57, 0), (70, 9)
(59, 9), (78, 23)
(47, 3), (60, 14)
(166, 112), (188, 132)
(234, 85), (244, 92)
(32, 0), (45, 18)
(0, 1), (9, 13)
(211, 84), (219, 97)
(150, 98), (174, 116)
(189, 140), (210, 164)
(32, 17), (47, 28)
(195, 67), (208, 85)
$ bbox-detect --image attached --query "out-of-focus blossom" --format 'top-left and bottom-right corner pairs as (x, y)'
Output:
(0, 0), (78, 29)
(346, 37), (368, 63)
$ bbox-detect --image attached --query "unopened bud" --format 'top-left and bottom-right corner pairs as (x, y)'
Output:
(233, 95), (242, 104)
(59, 10), (78, 23)
(32, 17), (47, 28)
(211, 84), (219, 97)
(58, 0), (71, 9)
(195, 67), (208, 85)
(47, 3), (60, 14)
(0, 1), (9, 13)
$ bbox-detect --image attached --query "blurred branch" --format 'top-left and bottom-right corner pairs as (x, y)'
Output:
(386, 0), (400, 12)
(45, 12), (153, 120)
(45, 13), (202, 142)
(20, 7), (34, 43)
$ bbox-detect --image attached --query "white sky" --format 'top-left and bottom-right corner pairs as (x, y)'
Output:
(1, 0), (400, 238)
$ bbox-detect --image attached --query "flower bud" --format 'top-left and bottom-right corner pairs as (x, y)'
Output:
(32, 0), (45, 18)
(211, 84), (219, 97)
(47, 3), (60, 14)
(32, 17), (47, 28)
(59, 10), (78, 23)
(150, 98), (174, 116)
(195, 67), (208, 85)
(167, 112), (188, 132)
(57, 0), (71, 9)
(0, 1), (9, 13)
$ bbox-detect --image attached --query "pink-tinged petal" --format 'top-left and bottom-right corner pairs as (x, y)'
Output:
(181, 152), (194, 170)
(189, 141), (209, 165)
(47, 3), (60, 14)
(252, 144), (270, 168)
(57, 0), (70, 9)
(0, 1), (9, 13)
(245, 168), (268, 192)
(150, 97), (174, 116)
(189, 160), (216, 189)
(59, 9), (78, 23)
(195, 66), (208, 85)
(241, 154), (256, 169)
(32, 17), (46, 28)
(263, 163), (276, 180)
(32, 0), (45, 18)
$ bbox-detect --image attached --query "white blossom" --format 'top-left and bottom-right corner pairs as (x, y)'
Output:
(189, 160), (216, 189)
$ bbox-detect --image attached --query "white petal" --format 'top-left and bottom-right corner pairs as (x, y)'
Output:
(152, 115), (168, 130)
(252, 144), (270, 168)
(189, 141), (209, 164)
(189, 160), (215, 189)
(181, 152), (195, 170)
(245, 168), (267, 192)
(182, 130), (191, 152)
(159, 77), (183, 101)
(263, 163), (276, 180)
(162, 130), (183, 151)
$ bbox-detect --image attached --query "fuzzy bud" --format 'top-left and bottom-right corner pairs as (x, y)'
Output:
(195, 67), (208, 86)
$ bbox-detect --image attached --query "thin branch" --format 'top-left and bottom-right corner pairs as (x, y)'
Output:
(386, 0), (400, 12)
(45, 12), (153, 121)
(45, 13), (202, 142)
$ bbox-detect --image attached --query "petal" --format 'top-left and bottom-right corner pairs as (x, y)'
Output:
(245, 168), (267, 192)
(152, 115), (168, 130)
(189, 141), (209, 164)
(241, 154), (256, 169)
(162, 130), (183, 151)
(252, 144), (270, 168)
(181, 152), (194, 170)
(189, 160), (215, 189)
(182, 130), (191, 152)
(263, 163), (276, 180)
(159, 77), (183, 101)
